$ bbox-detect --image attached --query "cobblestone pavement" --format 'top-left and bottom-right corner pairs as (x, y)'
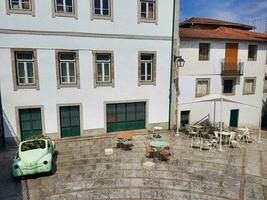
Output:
(0, 145), (22, 200)
(4, 131), (267, 200)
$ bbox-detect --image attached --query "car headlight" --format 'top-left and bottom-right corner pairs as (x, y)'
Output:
(43, 161), (48, 165)
(14, 165), (19, 169)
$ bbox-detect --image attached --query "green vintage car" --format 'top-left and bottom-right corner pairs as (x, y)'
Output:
(12, 136), (56, 177)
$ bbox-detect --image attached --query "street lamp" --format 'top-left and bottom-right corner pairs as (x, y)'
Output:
(174, 55), (185, 68)
(173, 55), (185, 135)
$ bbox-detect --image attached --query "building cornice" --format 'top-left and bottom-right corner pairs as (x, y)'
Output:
(0, 28), (172, 41)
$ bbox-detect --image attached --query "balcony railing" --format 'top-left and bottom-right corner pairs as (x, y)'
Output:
(221, 60), (244, 76)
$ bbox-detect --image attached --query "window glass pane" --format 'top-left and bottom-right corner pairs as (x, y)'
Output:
(97, 63), (103, 82)
(68, 63), (75, 76)
(22, 0), (30, 9)
(65, 0), (73, 6)
(116, 104), (126, 122)
(126, 103), (136, 121)
(69, 76), (76, 83)
(96, 54), (110, 61)
(19, 78), (25, 84)
(103, 0), (109, 9)
(224, 80), (234, 93)
(60, 53), (75, 60)
(103, 9), (109, 15)
(28, 78), (34, 84)
(26, 63), (34, 77)
(141, 2), (146, 18)
(147, 63), (152, 76)
(104, 63), (110, 81)
(148, 3), (154, 19)
(141, 54), (152, 61)
(141, 63), (146, 76)
(60, 63), (67, 76)
(199, 43), (210, 61)
(18, 63), (25, 77)
(136, 102), (145, 120)
(248, 45), (257, 61)
(107, 104), (116, 123)
(11, 0), (19, 9)
(94, 0), (100, 9)
(16, 52), (33, 60)
(94, 8), (101, 14)
(61, 77), (67, 83)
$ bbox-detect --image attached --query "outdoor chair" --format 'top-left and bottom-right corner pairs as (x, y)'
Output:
(121, 139), (133, 151)
(191, 137), (202, 149)
(188, 127), (198, 138)
(159, 147), (171, 161)
(201, 139), (212, 150)
(229, 132), (242, 150)
(145, 142), (155, 158)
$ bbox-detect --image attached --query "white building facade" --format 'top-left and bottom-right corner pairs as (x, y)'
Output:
(0, 0), (177, 142)
(178, 18), (267, 129)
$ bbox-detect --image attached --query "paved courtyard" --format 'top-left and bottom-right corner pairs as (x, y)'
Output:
(2, 131), (267, 200)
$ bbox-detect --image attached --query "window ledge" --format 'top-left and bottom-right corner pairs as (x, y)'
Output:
(14, 85), (39, 91)
(223, 93), (235, 96)
(7, 9), (34, 16)
(57, 84), (80, 89)
(91, 15), (113, 21)
(138, 81), (156, 86)
(139, 19), (158, 24)
(53, 12), (77, 19)
(243, 93), (255, 95)
(94, 82), (114, 88)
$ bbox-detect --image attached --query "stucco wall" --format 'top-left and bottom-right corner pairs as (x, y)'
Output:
(178, 39), (266, 128)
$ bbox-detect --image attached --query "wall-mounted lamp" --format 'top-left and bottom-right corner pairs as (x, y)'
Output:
(174, 56), (185, 68)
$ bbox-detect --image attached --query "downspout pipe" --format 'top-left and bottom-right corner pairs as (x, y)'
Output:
(168, 0), (179, 130)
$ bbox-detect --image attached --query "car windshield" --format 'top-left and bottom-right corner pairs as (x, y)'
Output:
(21, 140), (46, 152)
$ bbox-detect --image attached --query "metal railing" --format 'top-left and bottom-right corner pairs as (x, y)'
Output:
(221, 59), (244, 76)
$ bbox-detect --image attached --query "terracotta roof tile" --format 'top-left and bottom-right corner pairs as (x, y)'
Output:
(180, 27), (267, 42)
(180, 17), (255, 30)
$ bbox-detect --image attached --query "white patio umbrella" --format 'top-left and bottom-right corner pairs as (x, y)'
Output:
(180, 94), (262, 151)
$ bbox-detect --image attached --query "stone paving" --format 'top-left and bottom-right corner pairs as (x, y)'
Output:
(2, 131), (267, 200)
(0, 145), (22, 200)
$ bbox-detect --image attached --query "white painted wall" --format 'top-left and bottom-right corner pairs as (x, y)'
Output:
(0, 0), (173, 37)
(178, 39), (266, 129)
(0, 0), (174, 139)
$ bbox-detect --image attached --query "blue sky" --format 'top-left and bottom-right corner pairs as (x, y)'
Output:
(180, 0), (267, 33)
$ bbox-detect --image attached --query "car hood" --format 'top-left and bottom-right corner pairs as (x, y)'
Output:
(19, 149), (48, 164)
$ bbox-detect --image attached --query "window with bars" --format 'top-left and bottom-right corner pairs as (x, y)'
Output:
(93, 0), (110, 16)
(243, 77), (256, 95)
(9, 0), (31, 10)
(55, 0), (73, 13)
(195, 79), (210, 97)
(139, 52), (156, 85)
(199, 43), (210, 61)
(58, 52), (77, 85)
(15, 52), (35, 85)
(248, 45), (257, 61)
(140, 0), (156, 21)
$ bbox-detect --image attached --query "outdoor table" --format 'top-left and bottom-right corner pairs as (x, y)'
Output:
(116, 132), (133, 140)
(149, 140), (169, 149)
(218, 131), (232, 146)
(153, 126), (163, 138)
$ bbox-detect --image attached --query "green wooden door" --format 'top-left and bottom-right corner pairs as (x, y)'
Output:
(19, 108), (43, 141)
(60, 106), (80, 138)
(107, 102), (146, 132)
(230, 109), (239, 128)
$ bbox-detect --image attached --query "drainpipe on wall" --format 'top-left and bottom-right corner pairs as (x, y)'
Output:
(168, 0), (180, 130)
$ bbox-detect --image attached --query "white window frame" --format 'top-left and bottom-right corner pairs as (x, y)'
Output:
(9, 0), (31, 10)
(140, 55), (153, 82)
(93, 0), (110, 16)
(96, 55), (111, 83)
(138, 0), (158, 24)
(15, 52), (35, 85)
(59, 54), (77, 84)
(55, 0), (73, 13)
